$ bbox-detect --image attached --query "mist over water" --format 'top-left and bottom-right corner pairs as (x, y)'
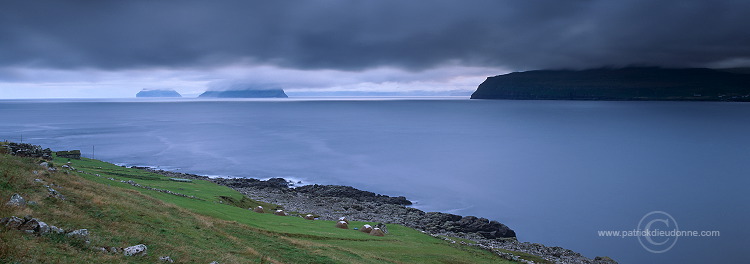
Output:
(1, 99), (747, 263)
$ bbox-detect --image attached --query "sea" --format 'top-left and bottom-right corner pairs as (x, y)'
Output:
(1, 98), (747, 263)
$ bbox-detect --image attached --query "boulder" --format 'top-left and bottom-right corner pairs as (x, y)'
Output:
(360, 224), (373, 233)
(273, 210), (287, 216)
(369, 228), (385, 236)
(304, 214), (315, 220)
(338, 216), (349, 223)
(2, 216), (24, 229)
(6, 193), (26, 207)
(49, 225), (65, 234)
(18, 218), (41, 233)
(252, 206), (265, 213)
(36, 221), (50, 235)
(159, 256), (175, 262)
(93, 247), (108, 253)
(66, 229), (89, 240)
(124, 244), (148, 256)
(335, 221), (348, 229)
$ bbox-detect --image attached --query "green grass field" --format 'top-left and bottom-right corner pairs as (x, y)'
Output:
(0, 153), (521, 263)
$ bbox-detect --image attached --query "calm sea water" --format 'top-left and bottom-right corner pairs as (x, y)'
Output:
(1, 98), (747, 263)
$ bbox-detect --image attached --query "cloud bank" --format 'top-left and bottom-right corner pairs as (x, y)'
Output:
(1, 0), (749, 72)
(2, 1), (750, 98)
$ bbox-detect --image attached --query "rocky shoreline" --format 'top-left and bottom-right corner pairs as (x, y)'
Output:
(134, 166), (617, 264)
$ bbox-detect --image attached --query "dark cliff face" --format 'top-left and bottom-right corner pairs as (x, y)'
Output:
(136, 89), (182, 97)
(470, 67), (750, 101)
(199, 89), (288, 98)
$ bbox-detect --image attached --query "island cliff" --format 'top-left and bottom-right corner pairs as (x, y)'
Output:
(471, 67), (750, 101)
(199, 89), (288, 98)
(135, 89), (182, 98)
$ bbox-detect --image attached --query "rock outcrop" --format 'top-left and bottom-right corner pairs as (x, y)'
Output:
(212, 177), (411, 206)
(6, 193), (26, 207)
(66, 229), (89, 240)
(124, 244), (148, 256)
(295, 185), (412, 206)
(2, 216), (66, 237)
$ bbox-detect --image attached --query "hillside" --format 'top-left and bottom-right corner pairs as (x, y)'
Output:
(0, 147), (525, 263)
(471, 67), (750, 101)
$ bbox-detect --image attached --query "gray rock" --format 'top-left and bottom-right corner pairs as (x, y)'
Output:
(66, 229), (89, 240)
(123, 244), (147, 256)
(5, 216), (24, 229)
(159, 256), (175, 262)
(39, 162), (49, 168)
(94, 247), (108, 253)
(109, 247), (121, 253)
(18, 218), (40, 233)
(594, 256), (619, 264)
(49, 225), (65, 234)
(209, 262), (220, 264)
(6, 193), (26, 207)
(36, 221), (50, 235)
(1, 216), (24, 229)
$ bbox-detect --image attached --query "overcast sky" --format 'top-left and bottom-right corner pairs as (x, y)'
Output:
(2, 0), (750, 98)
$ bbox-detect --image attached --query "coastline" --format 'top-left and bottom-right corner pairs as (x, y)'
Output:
(135, 166), (618, 264)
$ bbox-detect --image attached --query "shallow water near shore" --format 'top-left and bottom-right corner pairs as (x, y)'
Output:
(2, 98), (748, 263)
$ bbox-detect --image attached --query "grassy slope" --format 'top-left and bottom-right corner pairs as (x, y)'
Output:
(0, 154), (517, 264)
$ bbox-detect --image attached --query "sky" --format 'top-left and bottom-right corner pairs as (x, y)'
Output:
(1, 0), (750, 98)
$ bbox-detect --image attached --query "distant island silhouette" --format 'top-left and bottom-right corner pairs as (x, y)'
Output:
(471, 67), (750, 101)
(136, 89), (182, 98)
(199, 89), (288, 98)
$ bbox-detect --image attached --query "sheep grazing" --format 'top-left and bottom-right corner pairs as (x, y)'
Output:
(369, 227), (385, 236)
(304, 214), (315, 220)
(338, 216), (349, 223)
(252, 206), (264, 213)
(375, 223), (389, 234)
(274, 209), (287, 216)
(335, 221), (349, 229)
(360, 224), (373, 233)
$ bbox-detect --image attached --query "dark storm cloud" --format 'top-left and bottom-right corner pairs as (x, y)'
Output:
(1, 0), (749, 71)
